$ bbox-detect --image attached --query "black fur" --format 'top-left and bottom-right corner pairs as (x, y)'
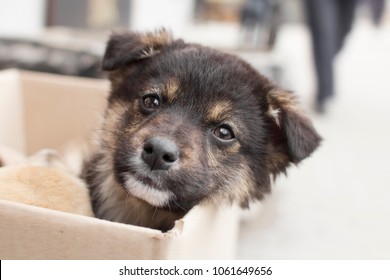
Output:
(82, 30), (321, 231)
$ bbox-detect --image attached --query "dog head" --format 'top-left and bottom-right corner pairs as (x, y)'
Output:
(100, 29), (321, 212)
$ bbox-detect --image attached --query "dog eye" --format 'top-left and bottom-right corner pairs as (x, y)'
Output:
(214, 125), (235, 141)
(141, 94), (160, 113)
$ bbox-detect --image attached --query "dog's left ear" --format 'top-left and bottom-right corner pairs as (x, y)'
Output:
(102, 29), (173, 71)
(266, 89), (321, 175)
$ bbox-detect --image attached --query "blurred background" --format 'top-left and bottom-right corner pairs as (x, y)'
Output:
(1, 0), (390, 259)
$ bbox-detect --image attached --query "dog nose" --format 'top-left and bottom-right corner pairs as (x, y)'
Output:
(141, 137), (179, 171)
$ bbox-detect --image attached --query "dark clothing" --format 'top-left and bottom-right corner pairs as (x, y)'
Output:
(304, 0), (358, 105)
(364, 0), (385, 25)
(240, 0), (281, 49)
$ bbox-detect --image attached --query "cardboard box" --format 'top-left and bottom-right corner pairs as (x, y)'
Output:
(0, 69), (239, 259)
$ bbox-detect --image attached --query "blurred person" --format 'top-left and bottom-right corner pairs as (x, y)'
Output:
(363, 0), (386, 25)
(239, 0), (281, 49)
(304, 0), (358, 113)
(88, 0), (119, 29)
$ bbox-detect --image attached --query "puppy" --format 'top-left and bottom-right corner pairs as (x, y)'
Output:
(82, 29), (321, 232)
(0, 149), (94, 217)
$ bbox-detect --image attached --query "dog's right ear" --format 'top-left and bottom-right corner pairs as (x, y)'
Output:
(266, 89), (321, 175)
(102, 29), (173, 71)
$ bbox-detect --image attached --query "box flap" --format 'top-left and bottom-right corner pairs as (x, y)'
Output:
(167, 203), (240, 259)
(20, 70), (109, 155)
(0, 69), (26, 152)
(0, 199), (171, 259)
(0, 199), (239, 259)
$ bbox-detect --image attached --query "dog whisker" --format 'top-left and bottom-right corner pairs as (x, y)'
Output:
(152, 206), (158, 221)
(172, 199), (185, 212)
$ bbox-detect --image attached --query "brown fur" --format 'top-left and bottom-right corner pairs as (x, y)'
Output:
(164, 78), (180, 102)
(206, 100), (233, 123)
(82, 30), (321, 231)
(266, 89), (321, 175)
(0, 150), (94, 217)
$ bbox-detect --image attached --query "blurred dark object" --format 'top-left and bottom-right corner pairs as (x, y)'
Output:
(195, 0), (243, 22)
(46, 0), (128, 30)
(362, 0), (385, 25)
(0, 38), (103, 78)
(239, 0), (282, 50)
(304, 0), (358, 113)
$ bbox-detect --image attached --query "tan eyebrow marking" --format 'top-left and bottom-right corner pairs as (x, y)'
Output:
(206, 100), (232, 123)
(164, 78), (179, 102)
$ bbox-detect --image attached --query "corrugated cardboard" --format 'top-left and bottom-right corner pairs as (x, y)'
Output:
(0, 69), (239, 259)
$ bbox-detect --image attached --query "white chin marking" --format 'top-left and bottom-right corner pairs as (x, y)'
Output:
(124, 175), (174, 207)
